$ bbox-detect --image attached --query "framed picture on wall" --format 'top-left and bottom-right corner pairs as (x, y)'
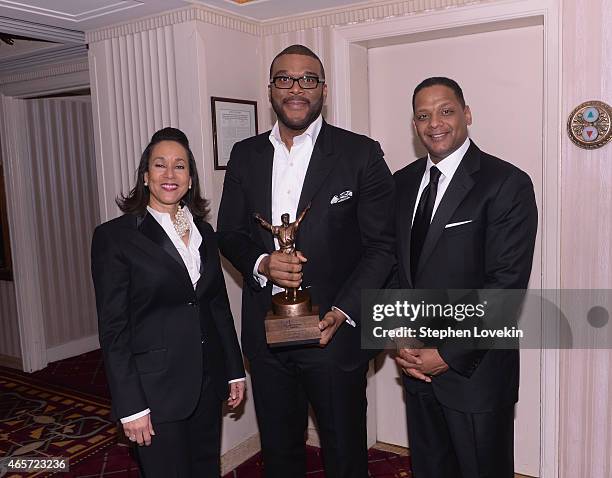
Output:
(0, 151), (12, 281)
(211, 97), (258, 170)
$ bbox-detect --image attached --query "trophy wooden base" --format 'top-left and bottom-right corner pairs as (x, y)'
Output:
(265, 306), (321, 347)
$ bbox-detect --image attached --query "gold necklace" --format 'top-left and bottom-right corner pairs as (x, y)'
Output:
(173, 205), (190, 238)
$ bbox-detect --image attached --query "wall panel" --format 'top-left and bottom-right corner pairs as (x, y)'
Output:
(559, 0), (612, 477)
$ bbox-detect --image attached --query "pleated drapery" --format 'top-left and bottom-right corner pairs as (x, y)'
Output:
(24, 98), (99, 349)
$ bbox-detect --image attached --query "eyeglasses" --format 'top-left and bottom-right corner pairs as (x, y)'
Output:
(270, 75), (325, 89)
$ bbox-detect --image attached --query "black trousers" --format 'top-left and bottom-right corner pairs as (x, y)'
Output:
(250, 347), (369, 478)
(403, 377), (514, 478)
(135, 374), (223, 478)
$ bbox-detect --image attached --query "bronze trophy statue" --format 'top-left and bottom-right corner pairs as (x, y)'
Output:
(254, 205), (321, 346)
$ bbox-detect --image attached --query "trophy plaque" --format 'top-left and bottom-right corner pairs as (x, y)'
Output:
(254, 206), (321, 347)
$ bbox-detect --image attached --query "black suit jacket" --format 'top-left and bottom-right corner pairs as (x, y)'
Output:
(217, 121), (396, 369)
(91, 213), (245, 423)
(394, 140), (537, 412)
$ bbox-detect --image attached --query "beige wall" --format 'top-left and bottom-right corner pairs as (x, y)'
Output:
(559, 1), (612, 477)
(200, 21), (263, 218)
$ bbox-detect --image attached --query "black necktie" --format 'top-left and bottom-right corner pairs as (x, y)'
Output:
(410, 166), (441, 281)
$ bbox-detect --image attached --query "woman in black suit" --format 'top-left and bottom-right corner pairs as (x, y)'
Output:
(91, 127), (245, 477)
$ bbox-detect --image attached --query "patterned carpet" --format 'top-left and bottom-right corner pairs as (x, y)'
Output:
(0, 366), (117, 477)
(0, 350), (412, 477)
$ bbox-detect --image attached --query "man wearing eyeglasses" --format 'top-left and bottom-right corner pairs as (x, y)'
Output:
(218, 44), (395, 478)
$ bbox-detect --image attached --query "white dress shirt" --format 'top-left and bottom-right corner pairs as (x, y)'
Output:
(252, 115), (355, 327)
(121, 206), (244, 424)
(412, 137), (471, 225)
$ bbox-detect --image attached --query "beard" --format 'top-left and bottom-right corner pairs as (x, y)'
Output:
(270, 94), (324, 131)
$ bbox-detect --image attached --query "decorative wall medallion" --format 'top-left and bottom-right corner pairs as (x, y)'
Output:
(567, 100), (612, 149)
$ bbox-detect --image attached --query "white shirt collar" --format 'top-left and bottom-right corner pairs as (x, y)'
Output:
(146, 205), (202, 288)
(426, 136), (471, 179)
(146, 204), (194, 225)
(269, 114), (323, 150)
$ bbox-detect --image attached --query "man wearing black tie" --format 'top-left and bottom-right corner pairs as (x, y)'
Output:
(393, 77), (537, 478)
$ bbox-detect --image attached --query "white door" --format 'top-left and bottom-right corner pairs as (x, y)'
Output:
(367, 24), (544, 476)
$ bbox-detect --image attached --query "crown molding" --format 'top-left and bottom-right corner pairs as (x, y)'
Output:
(84, 0), (493, 42)
(0, 59), (88, 86)
(0, 45), (88, 79)
(85, 5), (261, 43)
(260, 0), (490, 35)
(0, 15), (84, 43)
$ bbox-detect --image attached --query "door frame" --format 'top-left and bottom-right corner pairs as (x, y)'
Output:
(0, 61), (89, 372)
(330, 1), (561, 476)
(0, 16), (88, 372)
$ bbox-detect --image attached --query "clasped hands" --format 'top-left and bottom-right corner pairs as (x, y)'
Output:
(122, 382), (245, 446)
(258, 250), (345, 346)
(394, 346), (449, 382)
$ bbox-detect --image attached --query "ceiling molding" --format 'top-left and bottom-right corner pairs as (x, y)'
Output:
(0, 0), (143, 23)
(0, 58), (88, 86)
(0, 15), (84, 43)
(0, 45), (88, 78)
(85, 5), (260, 43)
(84, 0), (493, 42)
(259, 0), (493, 35)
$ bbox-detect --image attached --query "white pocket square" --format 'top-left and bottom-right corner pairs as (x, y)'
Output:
(330, 190), (353, 204)
(445, 220), (473, 229)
